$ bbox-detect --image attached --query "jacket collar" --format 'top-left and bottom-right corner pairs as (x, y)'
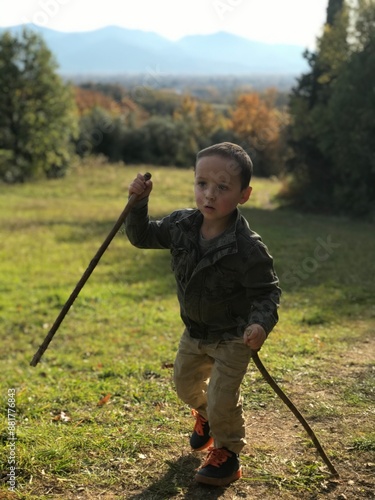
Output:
(177, 208), (243, 250)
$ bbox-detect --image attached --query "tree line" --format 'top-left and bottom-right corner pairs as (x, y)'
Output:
(286, 0), (375, 215)
(74, 83), (287, 179)
(0, 0), (374, 216)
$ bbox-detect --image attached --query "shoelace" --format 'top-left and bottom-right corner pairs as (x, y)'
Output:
(192, 409), (207, 437)
(202, 447), (232, 468)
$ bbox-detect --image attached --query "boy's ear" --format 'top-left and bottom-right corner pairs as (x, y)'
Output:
(239, 186), (252, 205)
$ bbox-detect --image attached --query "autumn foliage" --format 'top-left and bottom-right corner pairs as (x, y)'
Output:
(74, 87), (121, 115)
(230, 92), (288, 177)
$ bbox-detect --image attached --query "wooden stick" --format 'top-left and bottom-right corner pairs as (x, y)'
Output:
(30, 173), (151, 367)
(251, 351), (339, 477)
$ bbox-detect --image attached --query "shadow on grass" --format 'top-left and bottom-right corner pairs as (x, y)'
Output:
(127, 453), (232, 499)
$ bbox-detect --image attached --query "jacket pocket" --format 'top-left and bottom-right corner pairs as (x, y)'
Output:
(171, 247), (190, 284)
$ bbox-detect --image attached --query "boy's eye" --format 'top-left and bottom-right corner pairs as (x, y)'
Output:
(197, 181), (206, 187)
(218, 184), (228, 191)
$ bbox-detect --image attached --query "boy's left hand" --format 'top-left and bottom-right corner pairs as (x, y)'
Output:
(243, 324), (267, 350)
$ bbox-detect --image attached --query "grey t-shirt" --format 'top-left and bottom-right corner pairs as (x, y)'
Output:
(199, 232), (223, 255)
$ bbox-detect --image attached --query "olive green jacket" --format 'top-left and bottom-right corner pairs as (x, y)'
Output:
(125, 198), (281, 342)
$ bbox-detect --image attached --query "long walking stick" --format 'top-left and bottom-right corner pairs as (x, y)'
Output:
(251, 351), (339, 477)
(30, 173), (151, 367)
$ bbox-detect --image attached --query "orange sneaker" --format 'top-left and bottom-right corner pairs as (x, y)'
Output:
(195, 447), (242, 486)
(190, 409), (214, 451)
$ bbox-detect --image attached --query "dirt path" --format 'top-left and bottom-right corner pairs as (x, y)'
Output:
(232, 335), (375, 500)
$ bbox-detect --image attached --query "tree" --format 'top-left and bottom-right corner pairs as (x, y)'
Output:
(351, 0), (375, 51)
(130, 87), (183, 117)
(285, 0), (375, 215)
(230, 93), (287, 177)
(327, 0), (375, 214)
(118, 113), (201, 167)
(74, 87), (121, 115)
(285, 0), (350, 210)
(0, 28), (78, 182)
(76, 107), (116, 158)
(173, 95), (227, 157)
(327, 0), (345, 25)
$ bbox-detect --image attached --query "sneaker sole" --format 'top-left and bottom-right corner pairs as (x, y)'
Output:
(191, 436), (214, 452)
(195, 468), (242, 486)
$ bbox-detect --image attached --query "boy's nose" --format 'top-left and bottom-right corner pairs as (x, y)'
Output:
(206, 187), (216, 199)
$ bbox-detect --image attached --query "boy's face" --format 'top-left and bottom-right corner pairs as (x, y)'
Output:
(194, 155), (251, 222)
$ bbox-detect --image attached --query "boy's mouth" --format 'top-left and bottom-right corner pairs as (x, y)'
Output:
(204, 204), (215, 210)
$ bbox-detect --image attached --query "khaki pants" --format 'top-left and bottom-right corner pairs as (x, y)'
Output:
(173, 329), (253, 454)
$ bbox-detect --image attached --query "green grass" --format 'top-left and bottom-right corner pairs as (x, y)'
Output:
(1, 158), (374, 499)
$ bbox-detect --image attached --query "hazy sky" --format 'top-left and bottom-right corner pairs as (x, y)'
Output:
(1, 0), (329, 48)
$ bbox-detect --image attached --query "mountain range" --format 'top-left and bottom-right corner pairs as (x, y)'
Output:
(0, 24), (309, 76)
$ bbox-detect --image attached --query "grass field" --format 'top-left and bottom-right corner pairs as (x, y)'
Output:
(0, 159), (374, 499)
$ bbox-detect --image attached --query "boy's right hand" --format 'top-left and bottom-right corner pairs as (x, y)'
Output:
(129, 173), (153, 201)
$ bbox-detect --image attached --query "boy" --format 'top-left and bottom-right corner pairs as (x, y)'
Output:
(125, 142), (281, 487)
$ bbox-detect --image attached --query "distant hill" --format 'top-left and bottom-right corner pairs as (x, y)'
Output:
(0, 24), (308, 76)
